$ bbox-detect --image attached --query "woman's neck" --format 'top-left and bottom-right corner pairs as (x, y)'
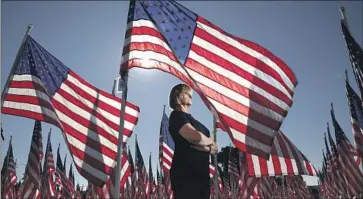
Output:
(176, 105), (189, 113)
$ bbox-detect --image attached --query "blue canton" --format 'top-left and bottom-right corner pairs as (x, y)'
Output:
(129, 0), (197, 65)
(14, 36), (69, 97)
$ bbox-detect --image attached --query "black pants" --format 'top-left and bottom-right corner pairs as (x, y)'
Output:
(172, 183), (210, 199)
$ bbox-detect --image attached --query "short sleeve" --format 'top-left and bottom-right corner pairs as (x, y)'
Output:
(169, 111), (190, 135)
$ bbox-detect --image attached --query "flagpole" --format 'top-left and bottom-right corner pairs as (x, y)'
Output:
(114, 74), (127, 198)
(114, 0), (137, 196)
(212, 116), (219, 199)
(1, 24), (33, 107)
(339, 7), (349, 30)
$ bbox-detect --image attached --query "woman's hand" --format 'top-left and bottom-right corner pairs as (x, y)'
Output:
(209, 141), (218, 154)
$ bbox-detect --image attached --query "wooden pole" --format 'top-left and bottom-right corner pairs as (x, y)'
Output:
(212, 116), (219, 199)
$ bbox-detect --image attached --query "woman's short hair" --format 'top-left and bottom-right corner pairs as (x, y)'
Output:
(169, 83), (192, 109)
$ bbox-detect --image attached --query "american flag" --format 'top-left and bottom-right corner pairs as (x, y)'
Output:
(238, 152), (259, 199)
(56, 146), (74, 198)
(341, 20), (363, 101)
(245, 131), (316, 177)
(22, 120), (43, 199)
(1, 35), (140, 186)
(135, 137), (148, 197)
(68, 164), (75, 190)
(42, 130), (56, 198)
(159, 107), (174, 173)
(127, 146), (138, 198)
(323, 133), (339, 196)
(345, 76), (363, 158)
(330, 105), (363, 196)
(120, 0), (298, 159)
(327, 123), (348, 197)
(2, 138), (17, 199)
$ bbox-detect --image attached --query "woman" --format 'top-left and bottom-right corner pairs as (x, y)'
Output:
(168, 83), (218, 199)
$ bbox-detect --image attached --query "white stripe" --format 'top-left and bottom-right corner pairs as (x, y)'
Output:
(2, 101), (58, 122)
(162, 153), (173, 163)
(72, 155), (108, 182)
(251, 155), (261, 177)
(196, 21), (295, 92)
(162, 143), (174, 155)
(67, 74), (139, 117)
(162, 162), (171, 170)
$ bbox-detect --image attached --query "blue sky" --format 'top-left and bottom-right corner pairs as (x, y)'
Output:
(1, 1), (362, 187)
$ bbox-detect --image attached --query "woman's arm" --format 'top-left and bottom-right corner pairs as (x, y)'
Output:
(179, 123), (214, 146)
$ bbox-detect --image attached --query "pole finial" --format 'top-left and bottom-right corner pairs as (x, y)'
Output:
(340, 7), (346, 20)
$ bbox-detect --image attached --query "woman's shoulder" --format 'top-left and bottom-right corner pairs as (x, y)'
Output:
(170, 110), (190, 119)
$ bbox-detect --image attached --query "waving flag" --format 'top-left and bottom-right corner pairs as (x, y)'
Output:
(345, 75), (363, 158)
(121, 0), (297, 159)
(245, 131), (316, 177)
(1, 35), (140, 186)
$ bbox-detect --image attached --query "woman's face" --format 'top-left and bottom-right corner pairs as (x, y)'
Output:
(179, 89), (193, 107)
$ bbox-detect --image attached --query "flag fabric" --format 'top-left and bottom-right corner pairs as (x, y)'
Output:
(158, 108), (174, 173)
(345, 77), (363, 158)
(341, 20), (363, 101)
(69, 164), (75, 190)
(330, 106), (363, 196)
(42, 130), (57, 198)
(22, 120), (43, 199)
(135, 137), (148, 197)
(245, 131), (316, 177)
(56, 146), (75, 198)
(1, 35), (140, 186)
(327, 123), (348, 198)
(96, 145), (131, 199)
(2, 139), (17, 199)
(121, 0), (298, 159)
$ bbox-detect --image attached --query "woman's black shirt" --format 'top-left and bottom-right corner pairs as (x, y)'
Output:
(168, 110), (211, 189)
